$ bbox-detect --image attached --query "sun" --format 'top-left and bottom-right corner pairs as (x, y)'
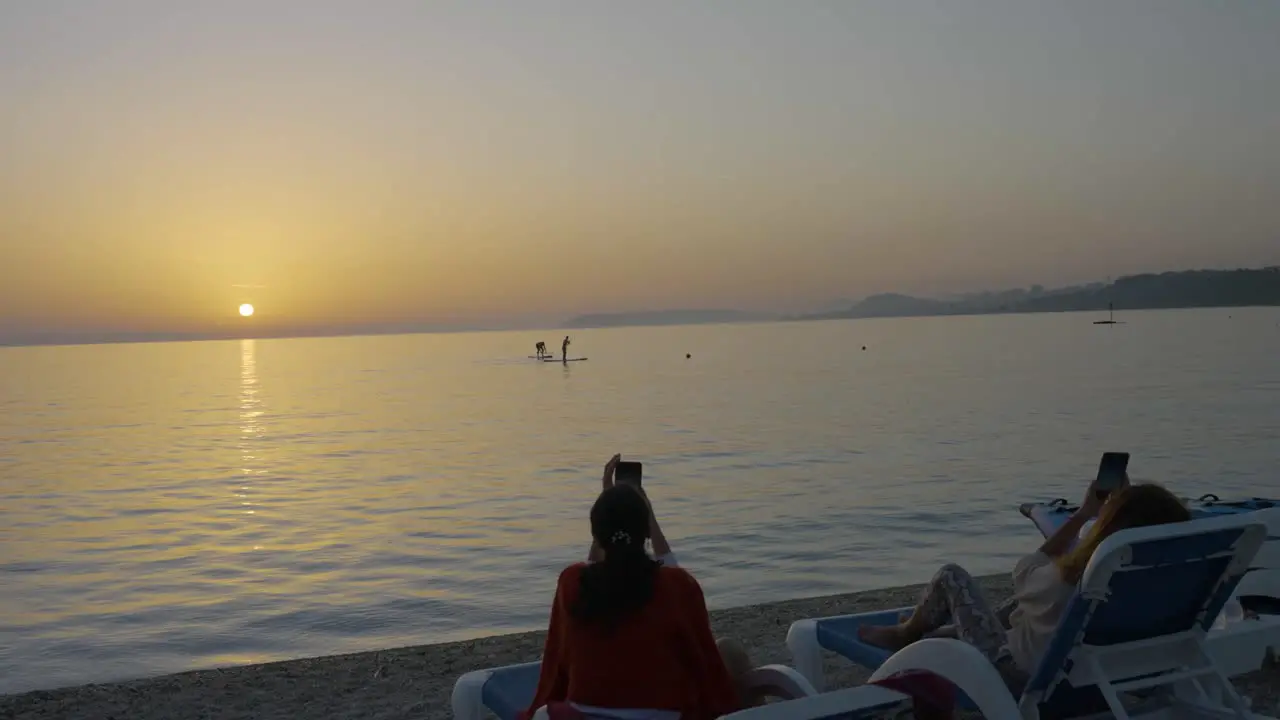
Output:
(239, 304), (255, 317)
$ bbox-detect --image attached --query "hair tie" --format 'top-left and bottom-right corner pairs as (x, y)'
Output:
(609, 530), (633, 547)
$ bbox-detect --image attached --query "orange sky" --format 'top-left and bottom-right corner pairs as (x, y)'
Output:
(2, 2), (1278, 342)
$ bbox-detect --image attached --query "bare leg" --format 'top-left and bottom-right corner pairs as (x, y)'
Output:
(859, 563), (1008, 662)
(896, 610), (957, 638)
(717, 637), (763, 707)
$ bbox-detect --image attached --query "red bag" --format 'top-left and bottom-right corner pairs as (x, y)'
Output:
(543, 702), (588, 720)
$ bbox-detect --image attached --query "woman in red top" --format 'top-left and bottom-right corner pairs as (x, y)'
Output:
(522, 455), (752, 720)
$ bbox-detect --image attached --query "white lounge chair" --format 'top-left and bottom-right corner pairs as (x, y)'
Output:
(452, 660), (818, 720)
(523, 685), (909, 720)
(789, 514), (1280, 719)
(522, 685), (915, 720)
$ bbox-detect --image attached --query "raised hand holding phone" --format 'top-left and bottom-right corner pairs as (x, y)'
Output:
(590, 454), (623, 562)
(602, 453), (621, 491)
(590, 455), (669, 561)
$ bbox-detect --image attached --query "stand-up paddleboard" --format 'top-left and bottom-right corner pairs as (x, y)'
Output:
(1093, 302), (1121, 325)
(545, 357), (588, 362)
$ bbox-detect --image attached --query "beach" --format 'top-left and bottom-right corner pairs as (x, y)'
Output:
(4, 574), (1278, 720)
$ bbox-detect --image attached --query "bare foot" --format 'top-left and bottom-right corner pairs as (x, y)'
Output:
(858, 623), (912, 651)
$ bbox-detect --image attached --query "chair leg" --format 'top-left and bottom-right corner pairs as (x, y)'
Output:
(1084, 654), (1134, 720)
(1189, 637), (1257, 719)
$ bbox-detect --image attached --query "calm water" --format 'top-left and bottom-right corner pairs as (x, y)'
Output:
(2, 308), (1278, 693)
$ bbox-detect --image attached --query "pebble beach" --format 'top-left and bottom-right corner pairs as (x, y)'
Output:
(4, 574), (1277, 720)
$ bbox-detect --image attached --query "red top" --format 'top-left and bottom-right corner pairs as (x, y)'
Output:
(521, 562), (741, 720)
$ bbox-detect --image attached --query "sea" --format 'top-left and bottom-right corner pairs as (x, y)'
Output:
(1, 307), (1278, 694)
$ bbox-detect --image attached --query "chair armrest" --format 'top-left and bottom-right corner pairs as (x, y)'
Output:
(786, 607), (912, 691)
(744, 664), (818, 700)
(869, 638), (1022, 720)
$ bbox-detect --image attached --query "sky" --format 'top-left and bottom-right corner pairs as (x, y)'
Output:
(2, 1), (1278, 342)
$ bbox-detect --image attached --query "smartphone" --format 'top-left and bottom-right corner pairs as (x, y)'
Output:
(615, 461), (643, 488)
(1095, 452), (1130, 498)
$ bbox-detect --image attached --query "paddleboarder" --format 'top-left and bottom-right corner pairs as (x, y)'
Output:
(535, 341), (547, 358)
(561, 335), (571, 362)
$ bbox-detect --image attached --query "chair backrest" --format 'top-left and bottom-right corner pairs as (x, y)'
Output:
(1022, 514), (1267, 704)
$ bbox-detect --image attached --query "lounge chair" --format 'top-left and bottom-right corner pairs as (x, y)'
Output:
(788, 513), (1280, 719)
(452, 660), (819, 720)
(522, 686), (913, 720)
(719, 656), (1035, 720)
(520, 664), (1021, 720)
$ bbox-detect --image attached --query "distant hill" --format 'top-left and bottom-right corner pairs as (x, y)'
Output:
(1019, 268), (1280, 313)
(799, 267), (1280, 321)
(805, 297), (862, 315)
(842, 293), (950, 318)
(564, 309), (773, 329)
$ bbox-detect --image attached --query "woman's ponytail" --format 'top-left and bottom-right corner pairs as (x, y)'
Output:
(571, 486), (660, 626)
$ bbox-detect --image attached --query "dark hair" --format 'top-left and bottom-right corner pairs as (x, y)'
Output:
(1057, 482), (1191, 583)
(571, 485), (659, 626)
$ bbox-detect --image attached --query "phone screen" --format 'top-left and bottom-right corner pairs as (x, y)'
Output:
(1095, 452), (1130, 494)
(615, 461), (643, 488)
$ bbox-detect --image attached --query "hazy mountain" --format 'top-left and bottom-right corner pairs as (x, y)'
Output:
(564, 309), (773, 329)
(843, 293), (950, 317)
(1018, 268), (1280, 313)
(800, 267), (1280, 321)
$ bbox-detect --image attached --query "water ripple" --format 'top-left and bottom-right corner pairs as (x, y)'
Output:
(1, 309), (1278, 693)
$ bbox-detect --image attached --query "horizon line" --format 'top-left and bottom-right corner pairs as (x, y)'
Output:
(5, 304), (1273, 351)
(4, 263), (1275, 349)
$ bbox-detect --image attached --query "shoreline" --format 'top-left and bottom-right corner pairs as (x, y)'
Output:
(4, 574), (1277, 720)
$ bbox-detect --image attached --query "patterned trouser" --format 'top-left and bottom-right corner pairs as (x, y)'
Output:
(912, 563), (1012, 663)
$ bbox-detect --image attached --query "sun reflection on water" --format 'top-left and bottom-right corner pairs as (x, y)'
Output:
(239, 340), (264, 528)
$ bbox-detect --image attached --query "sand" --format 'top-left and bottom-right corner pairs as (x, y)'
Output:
(3, 574), (1278, 720)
